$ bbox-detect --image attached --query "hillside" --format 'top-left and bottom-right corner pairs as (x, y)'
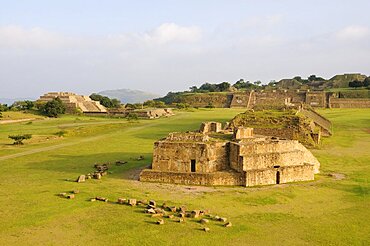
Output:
(329, 73), (367, 88)
(98, 89), (160, 103)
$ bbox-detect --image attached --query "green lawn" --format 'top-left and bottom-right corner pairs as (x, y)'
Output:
(0, 108), (369, 245)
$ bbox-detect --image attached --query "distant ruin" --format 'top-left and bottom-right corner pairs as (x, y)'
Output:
(38, 92), (107, 113)
(158, 89), (370, 109)
(140, 121), (320, 187)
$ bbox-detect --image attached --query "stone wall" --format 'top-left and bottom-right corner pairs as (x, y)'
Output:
(329, 98), (370, 108)
(152, 141), (228, 173)
(253, 128), (296, 139)
(305, 92), (327, 107)
(245, 164), (314, 187)
(140, 170), (245, 186)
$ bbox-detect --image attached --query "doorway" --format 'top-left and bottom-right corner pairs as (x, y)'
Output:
(276, 171), (280, 184)
(191, 160), (196, 172)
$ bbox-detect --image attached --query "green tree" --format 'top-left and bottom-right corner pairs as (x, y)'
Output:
(8, 134), (32, 145)
(89, 93), (121, 108)
(40, 97), (66, 117)
(126, 112), (138, 121)
(364, 77), (370, 87)
(348, 80), (364, 88)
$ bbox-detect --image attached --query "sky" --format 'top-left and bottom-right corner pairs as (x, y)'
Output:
(1, 0), (370, 99)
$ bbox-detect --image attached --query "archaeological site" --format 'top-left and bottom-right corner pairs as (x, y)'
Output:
(140, 120), (321, 187)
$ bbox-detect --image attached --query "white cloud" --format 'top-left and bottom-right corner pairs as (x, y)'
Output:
(143, 23), (202, 44)
(0, 23), (202, 51)
(335, 25), (370, 41)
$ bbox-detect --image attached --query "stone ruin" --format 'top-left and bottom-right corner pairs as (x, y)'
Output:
(38, 92), (107, 113)
(140, 122), (320, 187)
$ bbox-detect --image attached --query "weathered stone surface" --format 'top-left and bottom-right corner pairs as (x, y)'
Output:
(203, 227), (210, 232)
(200, 219), (209, 224)
(76, 175), (85, 183)
(179, 213), (186, 218)
(151, 214), (163, 218)
(117, 198), (126, 204)
(145, 208), (156, 214)
(93, 173), (101, 180)
(224, 222), (232, 227)
(169, 206), (177, 212)
(66, 194), (75, 199)
(219, 217), (227, 222)
(128, 199), (137, 206)
(149, 200), (156, 207)
(58, 192), (67, 197)
(156, 219), (164, 225)
(96, 197), (108, 202)
(167, 215), (174, 219)
(191, 210), (200, 218)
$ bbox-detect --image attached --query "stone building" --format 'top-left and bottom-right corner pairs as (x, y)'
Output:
(140, 122), (320, 187)
(38, 92), (107, 113)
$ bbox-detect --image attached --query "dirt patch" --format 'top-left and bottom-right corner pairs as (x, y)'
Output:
(0, 118), (36, 124)
(328, 173), (346, 180)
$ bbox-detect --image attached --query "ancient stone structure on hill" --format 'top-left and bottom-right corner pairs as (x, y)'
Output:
(164, 89), (370, 109)
(140, 122), (320, 187)
(38, 92), (107, 113)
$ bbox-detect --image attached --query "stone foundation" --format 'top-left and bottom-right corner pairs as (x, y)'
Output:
(140, 170), (245, 186)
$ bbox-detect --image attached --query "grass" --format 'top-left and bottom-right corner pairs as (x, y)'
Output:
(0, 108), (369, 245)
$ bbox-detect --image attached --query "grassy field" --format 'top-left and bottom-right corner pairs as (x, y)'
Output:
(0, 108), (369, 245)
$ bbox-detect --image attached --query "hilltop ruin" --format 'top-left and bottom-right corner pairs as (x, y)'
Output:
(140, 121), (320, 187)
(38, 92), (107, 113)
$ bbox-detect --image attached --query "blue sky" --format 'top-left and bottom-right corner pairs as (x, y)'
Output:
(1, 0), (370, 98)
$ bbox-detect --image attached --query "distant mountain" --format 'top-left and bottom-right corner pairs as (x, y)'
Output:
(97, 89), (161, 104)
(0, 97), (35, 105)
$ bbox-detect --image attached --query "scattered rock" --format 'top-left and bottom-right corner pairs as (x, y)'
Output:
(178, 218), (184, 223)
(200, 219), (209, 224)
(72, 190), (80, 194)
(167, 215), (174, 219)
(58, 192), (67, 197)
(191, 210), (200, 218)
(169, 206), (177, 212)
(203, 227), (210, 232)
(76, 175), (86, 183)
(90, 198), (96, 202)
(128, 199), (137, 206)
(96, 197), (108, 202)
(117, 198), (126, 204)
(156, 219), (164, 225)
(149, 200), (156, 207)
(137, 200), (147, 206)
(145, 208), (156, 214)
(147, 204), (156, 209)
(93, 173), (101, 180)
(66, 194), (75, 199)
(151, 214), (163, 218)
(179, 213), (186, 218)
(137, 155), (145, 161)
(115, 160), (127, 165)
(224, 222), (232, 227)
(219, 217), (227, 222)
(214, 216), (220, 221)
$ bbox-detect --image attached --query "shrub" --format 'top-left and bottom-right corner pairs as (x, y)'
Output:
(8, 134), (32, 145)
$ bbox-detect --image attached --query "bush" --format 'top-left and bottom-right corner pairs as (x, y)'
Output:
(205, 102), (215, 108)
(39, 97), (66, 117)
(8, 134), (32, 145)
(90, 94), (121, 108)
(54, 130), (67, 137)
(175, 103), (189, 109)
(126, 112), (139, 121)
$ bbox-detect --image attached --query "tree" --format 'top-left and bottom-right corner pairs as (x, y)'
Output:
(40, 97), (66, 117)
(0, 104), (8, 112)
(308, 75), (324, 81)
(8, 134), (32, 145)
(126, 112), (138, 121)
(189, 86), (198, 92)
(348, 80), (364, 88)
(89, 93), (121, 108)
(11, 100), (34, 110)
(364, 77), (370, 87)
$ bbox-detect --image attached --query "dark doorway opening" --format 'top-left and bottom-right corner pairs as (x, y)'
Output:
(276, 171), (280, 184)
(191, 160), (196, 172)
